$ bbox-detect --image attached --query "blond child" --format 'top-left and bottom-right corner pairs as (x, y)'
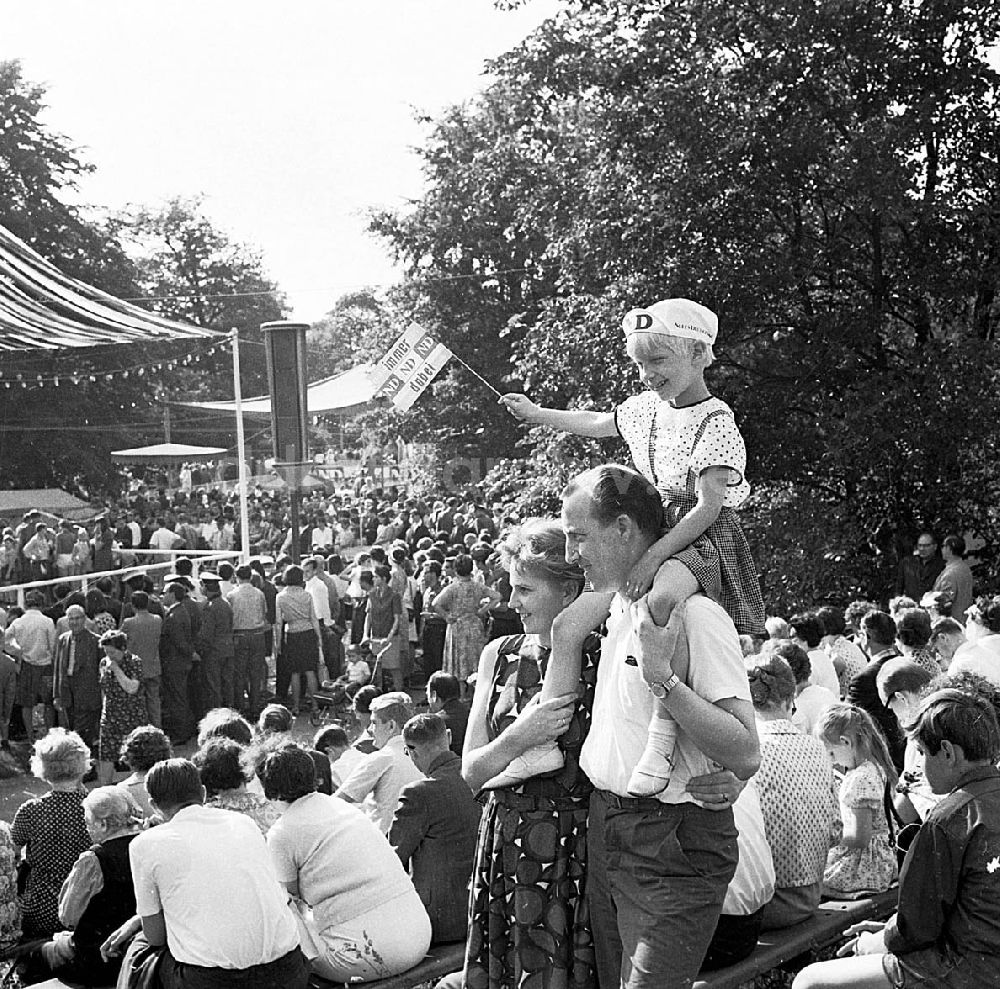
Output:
(495, 299), (764, 795)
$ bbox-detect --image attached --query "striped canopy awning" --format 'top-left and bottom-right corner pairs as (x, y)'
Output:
(0, 224), (219, 351)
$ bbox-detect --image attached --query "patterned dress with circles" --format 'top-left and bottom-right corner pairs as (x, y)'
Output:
(10, 789), (91, 937)
(615, 392), (765, 636)
(464, 633), (601, 989)
(98, 652), (148, 766)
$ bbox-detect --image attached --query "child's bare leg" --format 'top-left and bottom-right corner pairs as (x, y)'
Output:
(483, 591), (612, 790)
(627, 561), (697, 796)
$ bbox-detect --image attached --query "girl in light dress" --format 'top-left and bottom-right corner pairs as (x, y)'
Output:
(497, 299), (764, 794)
(815, 703), (898, 897)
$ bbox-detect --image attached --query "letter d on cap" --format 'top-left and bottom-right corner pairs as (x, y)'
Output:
(634, 313), (653, 330)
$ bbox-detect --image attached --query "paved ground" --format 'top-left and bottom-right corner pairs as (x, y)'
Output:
(0, 687), (431, 823)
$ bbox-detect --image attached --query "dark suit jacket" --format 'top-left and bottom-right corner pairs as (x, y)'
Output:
(54, 629), (102, 711)
(161, 603), (193, 669)
(389, 750), (482, 944)
(441, 698), (470, 757)
(847, 649), (905, 770)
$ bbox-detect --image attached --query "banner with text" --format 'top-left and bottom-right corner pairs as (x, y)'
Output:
(369, 323), (453, 412)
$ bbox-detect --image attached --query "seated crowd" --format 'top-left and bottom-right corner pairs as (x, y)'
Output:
(0, 507), (998, 989)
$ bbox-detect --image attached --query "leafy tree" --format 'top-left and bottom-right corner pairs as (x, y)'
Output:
(377, 0), (1000, 607)
(0, 59), (137, 297)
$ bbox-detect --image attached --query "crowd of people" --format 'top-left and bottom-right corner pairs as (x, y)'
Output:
(0, 297), (997, 989)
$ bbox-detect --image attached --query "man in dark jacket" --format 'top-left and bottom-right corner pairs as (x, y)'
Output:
(196, 573), (235, 711)
(53, 605), (102, 748)
(389, 714), (482, 944)
(161, 584), (195, 745)
(848, 610), (904, 769)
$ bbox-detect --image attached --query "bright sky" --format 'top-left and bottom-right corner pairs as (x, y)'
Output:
(3, 0), (563, 322)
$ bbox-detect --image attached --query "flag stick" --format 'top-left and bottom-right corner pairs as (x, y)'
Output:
(451, 352), (504, 399)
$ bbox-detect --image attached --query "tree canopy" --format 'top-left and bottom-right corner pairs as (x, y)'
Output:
(375, 0), (1000, 608)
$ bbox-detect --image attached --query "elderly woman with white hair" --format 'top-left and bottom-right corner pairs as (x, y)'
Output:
(19, 786), (141, 986)
(11, 729), (92, 937)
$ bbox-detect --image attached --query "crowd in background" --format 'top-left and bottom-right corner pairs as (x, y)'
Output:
(0, 485), (998, 987)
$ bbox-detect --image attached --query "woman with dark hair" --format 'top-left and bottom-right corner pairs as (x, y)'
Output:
(275, 565), (324, 716)
(85, 588), (115, 637)
(117, 726), (172, 820)
(363, 564), (404, 691)
(747, 656), (838, 930)
(894, 608), (939, 676)
(258, 743), (430, 982)
(457, 519), (601, 989)
(96, 630), (146, 784)
(815, 605), (867, 697)
(194, 737), (278, 834)
(432, 554), (494, 696)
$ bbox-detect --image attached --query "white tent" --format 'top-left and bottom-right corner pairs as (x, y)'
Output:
(175, 363), (381, 417)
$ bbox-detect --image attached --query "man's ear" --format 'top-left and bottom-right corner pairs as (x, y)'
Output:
(616, 513), (635, 544)
(940, 738), (959, 766)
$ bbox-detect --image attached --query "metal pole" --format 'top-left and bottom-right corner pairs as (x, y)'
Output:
(231, 328), (251, 563)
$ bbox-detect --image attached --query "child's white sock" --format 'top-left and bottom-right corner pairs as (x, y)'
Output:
(627, 712), (679, 797)
(482, 741), (564, 790)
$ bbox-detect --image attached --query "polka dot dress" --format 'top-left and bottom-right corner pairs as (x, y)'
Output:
(615, 392), (765, 635)
(464, 633), (601, 989)
(10, 789), (91, 937)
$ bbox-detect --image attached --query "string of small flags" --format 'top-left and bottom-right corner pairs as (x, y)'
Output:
(0, 339), (230, 389)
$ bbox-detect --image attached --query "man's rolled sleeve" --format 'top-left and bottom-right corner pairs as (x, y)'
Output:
(337, 751), (389, 803)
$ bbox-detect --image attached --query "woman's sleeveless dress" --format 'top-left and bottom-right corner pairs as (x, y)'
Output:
(464, 632), (601, 989)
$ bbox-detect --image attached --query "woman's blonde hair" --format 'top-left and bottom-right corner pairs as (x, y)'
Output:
(499, 518), (585, 595)
(31, 728), (90, 783)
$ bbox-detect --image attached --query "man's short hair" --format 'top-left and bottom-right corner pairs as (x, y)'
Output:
(313, 725), (349, 752)
(25, 591), (45, 609)
(402, 712), (448, 746)
(862, 610), (897, 645)
(255, 743), (316, 802)
(235, 564), (252, 581)
(145, 758), (203, 809)
(353, 685), (380, 713)
(562, 464), (664, 539)
(370, 691), (414, 728)
(908, 688), (1000, 763)
(130, 590), (150, 610)
(931, 617), (964, 639)
(942, 535), (966, 558)
(876, 659), (933, 704)
(427, 671), (460, 703)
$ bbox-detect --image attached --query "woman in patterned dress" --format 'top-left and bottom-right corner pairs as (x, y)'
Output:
(432, 555), (495, 697)
(747, 654), (839, 930)
(10, 729), (92, 938)
(96, 631), (147, 784)
(459, 519), (600, 989)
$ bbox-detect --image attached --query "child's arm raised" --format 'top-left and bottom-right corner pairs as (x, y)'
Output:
(501, 394), (619, 438)
(625, 465), (729, 600)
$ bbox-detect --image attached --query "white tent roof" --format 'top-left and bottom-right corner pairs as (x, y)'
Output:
(176, 362), (381, 417)
(110, 443), (229, 465)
